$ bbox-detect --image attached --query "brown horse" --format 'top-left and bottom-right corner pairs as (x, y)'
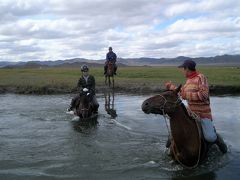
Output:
(141, 85), (210, 168)
(105, 62), (115, 88)
(75, 91), (95, 119)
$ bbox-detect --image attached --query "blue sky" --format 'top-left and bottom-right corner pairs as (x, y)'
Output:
(0, 0), (239, 61)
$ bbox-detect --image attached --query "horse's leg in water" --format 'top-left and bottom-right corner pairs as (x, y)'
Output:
(105, 75), (107, 85)
(108, 76), (111, 87)
(170, 141), (182, 163)
(112, 76), (114, 88)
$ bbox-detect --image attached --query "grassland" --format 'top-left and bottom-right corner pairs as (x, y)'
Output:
(0, 66), (240, 95)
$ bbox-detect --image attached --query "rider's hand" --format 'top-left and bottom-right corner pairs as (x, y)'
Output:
(83, 88), (88, 92)
(164, 81), (173, 90)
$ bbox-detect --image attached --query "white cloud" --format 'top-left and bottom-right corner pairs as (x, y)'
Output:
(0, 0), (239, 61)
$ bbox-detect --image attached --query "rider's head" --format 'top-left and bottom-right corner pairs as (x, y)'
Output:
(178, 59), (196, 77)
(81, 64), (89, 76)
(108, 47), (113, 52)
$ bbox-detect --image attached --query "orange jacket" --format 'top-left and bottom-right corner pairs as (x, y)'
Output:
(166, 71), (212, 119)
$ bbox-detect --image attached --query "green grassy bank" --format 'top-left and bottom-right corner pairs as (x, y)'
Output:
(0, 66), (240, 95)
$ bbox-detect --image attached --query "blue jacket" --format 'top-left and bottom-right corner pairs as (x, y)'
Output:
(106, 51), (117, 63)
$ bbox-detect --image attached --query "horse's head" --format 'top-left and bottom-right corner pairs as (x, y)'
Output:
(77, 90), (93, 119)
(142, 85), (182, 115)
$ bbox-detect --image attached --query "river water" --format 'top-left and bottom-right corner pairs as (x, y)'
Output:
(0, 93), (239, 180)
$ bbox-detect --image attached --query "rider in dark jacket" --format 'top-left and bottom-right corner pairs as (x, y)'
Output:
(104, 47), (117, 75)
(68, 65), (99, 112)
(77, 72), (96, 95)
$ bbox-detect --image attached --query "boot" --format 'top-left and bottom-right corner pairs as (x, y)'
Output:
(215, 134), (227, 154)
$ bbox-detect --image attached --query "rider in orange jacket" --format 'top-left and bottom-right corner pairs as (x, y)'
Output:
(165, 59), (227, 153)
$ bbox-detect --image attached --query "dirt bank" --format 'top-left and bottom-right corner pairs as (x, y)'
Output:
(0, 84), (240, 96)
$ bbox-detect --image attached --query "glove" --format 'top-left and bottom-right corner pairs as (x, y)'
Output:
(164, 81), (173, 90)
(83, 88), (88, 92)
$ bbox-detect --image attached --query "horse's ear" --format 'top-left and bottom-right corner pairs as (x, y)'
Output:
(174, 84), (182, 94)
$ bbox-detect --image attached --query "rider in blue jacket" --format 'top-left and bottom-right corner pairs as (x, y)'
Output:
(104, 47), (117, 75)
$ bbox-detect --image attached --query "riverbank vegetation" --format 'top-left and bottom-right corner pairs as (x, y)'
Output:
(0, 66), (239, 95)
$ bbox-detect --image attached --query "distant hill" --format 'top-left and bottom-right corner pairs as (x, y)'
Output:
(1, 54), (240, 68)
(117, 55), (240, 66)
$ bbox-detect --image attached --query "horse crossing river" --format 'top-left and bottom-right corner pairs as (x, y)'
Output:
(0, 93), (239, 179)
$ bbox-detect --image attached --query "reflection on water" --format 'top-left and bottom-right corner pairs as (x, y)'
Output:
(0, 94), (239, 180)
(172, 171), (217, 180)
(104, 89), (117, 119)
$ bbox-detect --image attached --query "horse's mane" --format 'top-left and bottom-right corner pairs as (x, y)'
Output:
(180, 102), (198, 122)
(180, 103), (189, 117)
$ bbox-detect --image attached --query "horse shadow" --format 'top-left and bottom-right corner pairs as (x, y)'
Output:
(71, 115), (99, 134)
(104, 89), (117, 119)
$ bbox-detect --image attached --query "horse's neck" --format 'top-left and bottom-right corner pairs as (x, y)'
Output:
(168, 104), (193, 145)
(169, 104), (189, 120)
(81, 96), (89, 106)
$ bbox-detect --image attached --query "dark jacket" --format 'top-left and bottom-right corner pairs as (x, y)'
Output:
(77, 75), (96, 95)
(106, 51), (117, 63)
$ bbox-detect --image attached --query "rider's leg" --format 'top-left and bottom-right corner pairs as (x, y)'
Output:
(201, 118), (227, 153)
(200, 118), (217, 143)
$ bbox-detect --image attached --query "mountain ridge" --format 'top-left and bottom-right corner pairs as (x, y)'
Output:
(1, 54), (239, 68)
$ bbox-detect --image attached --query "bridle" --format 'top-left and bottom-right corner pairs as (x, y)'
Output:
(80, 95), (91, 118)
(158, 93), (182, 114)
(80, 106), (90, 118)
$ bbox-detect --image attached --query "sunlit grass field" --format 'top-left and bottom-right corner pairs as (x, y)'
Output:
(0, 66), (239, 93)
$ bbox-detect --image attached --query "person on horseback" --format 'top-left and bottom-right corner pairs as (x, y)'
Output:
(104, 47), (117, 75)
(67, 64), (99, 113)
(165, 59), (227, 153)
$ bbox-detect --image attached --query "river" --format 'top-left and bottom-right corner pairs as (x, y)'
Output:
(0, 93), (239, 180)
